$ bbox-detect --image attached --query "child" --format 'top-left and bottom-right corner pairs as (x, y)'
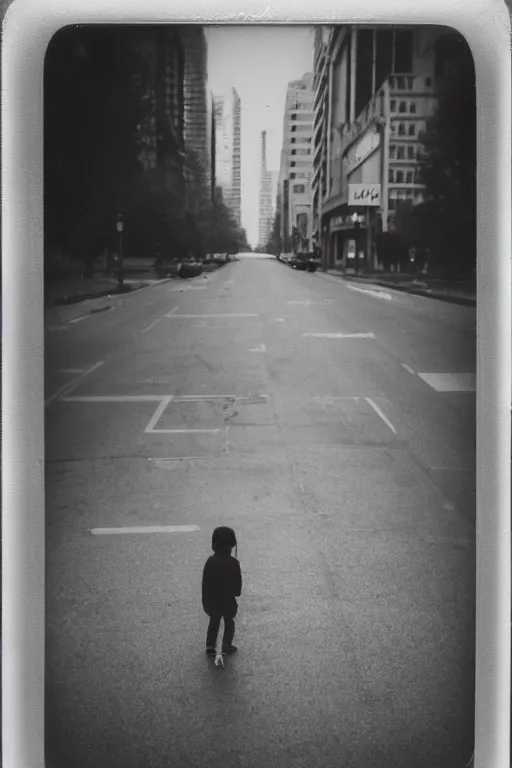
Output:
(202, 526), (242, 656)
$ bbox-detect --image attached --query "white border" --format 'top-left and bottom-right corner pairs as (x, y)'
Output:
(2, 1), (510, 767)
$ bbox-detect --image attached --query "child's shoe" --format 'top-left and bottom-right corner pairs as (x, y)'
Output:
(206, 646), (215, 656)
(222, 644), (237, 654)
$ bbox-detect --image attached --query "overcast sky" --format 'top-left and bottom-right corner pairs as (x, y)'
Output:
(205, 25), (314, 247)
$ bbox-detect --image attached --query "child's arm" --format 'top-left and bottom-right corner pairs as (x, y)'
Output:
(234, 559), (242, 597)
(202, 560), (212, 612)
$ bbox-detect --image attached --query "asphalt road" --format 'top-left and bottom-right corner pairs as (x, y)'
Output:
(45, 254), (476, 768)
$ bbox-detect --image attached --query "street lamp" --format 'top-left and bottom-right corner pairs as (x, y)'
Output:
(116, 213), (124, 291)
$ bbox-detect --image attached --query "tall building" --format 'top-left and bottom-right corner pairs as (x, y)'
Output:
(313, 25), (457, 270)
(278, 72), (315, 253)
(258, 131), (276, 247)
(213, 88), (242, 225)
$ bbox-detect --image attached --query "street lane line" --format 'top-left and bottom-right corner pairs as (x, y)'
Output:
(45, 361), (105, 406)
(249, 343), (266, 352)
(287, 300), (332, 305)
(90, 525), (200, 535)
(165, 313), (258, 318)
(347, 284), (393, 301)
(141, 319), (160, 333)
(68, 315), (89, 324)
(59, 368), (83, 374)
(401, 363), (416, 376)
(167, 306), (179, 315)
(144, 396), (174, 433)
(302, 332), (375, 339)
(150, 428), (221, 434)
(417, 373), (476, 392)
(62, 395), (164, 402)
(365, 397), (398, 435)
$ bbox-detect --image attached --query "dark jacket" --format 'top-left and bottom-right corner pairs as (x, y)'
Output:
(202, 552), (242, 616)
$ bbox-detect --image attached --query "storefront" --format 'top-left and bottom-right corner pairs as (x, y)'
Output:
(322, 120), (386, 270)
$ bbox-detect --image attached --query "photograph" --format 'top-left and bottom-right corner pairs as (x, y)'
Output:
(29, 18), (485, 768)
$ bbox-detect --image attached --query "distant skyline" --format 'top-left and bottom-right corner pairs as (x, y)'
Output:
(205, 25), (314, 247)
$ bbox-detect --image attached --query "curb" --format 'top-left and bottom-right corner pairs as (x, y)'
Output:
(45, 277), (173, 310)
(318, 271), (476, 307)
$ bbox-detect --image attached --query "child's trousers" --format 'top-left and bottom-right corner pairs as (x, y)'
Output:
(206, 613), (235, 648)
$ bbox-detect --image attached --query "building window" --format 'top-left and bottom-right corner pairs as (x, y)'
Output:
(406, 170), (414, 184)
(291, 138), (296, 144)
(293, 184), (306, 193)
(398, 123), (406, 136)
(290, 162), (296, 167)
(396, 145), (405, 159)
(409, 102), (417, 114)
(399, 101), (407, 113)
(290, 173), (296, 179)
(390, 99), (397, 112)
(291, 149), (296, 155)
(396, 170), (404, 183)
(389, 145), (396, 159)
(425, 77), (432, 87)
(408, 123), (416, 136)
(291, 126), (297, 133)
(291, 114), (297, 121)
(407, 145), (415, 159)
(388, 168), (394, 183)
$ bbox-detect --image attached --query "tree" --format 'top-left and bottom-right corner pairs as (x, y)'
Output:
(266, 209), (282, 256)
(416, 32), (476, 278)
(45, 27), (152, 268)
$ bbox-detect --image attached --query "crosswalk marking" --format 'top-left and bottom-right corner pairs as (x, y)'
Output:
(418, 373), (476, 392)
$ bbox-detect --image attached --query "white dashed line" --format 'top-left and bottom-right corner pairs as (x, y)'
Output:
(141, 319), (160, 334)
(365, 397), (397, 435)
(68, 315), (89, 324)
(347, 284), (393, 301)
(59, 368), (84, 374)
(401, 363), (416, 376)
(302, 332), (375, 339)
(90, 525), (200, 535)
(417, 373), (476, 392)
(165, 313), (258, 319)
(62, 395), (163, 402)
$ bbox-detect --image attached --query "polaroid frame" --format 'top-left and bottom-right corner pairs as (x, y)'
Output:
(2, 0), (510, 766)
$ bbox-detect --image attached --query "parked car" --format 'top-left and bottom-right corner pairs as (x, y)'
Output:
(289, 252), (309, 270)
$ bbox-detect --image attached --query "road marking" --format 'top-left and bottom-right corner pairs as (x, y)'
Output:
(167, 306), (179, 315)
(417, 373), (476, 392)
(401, 363), (416, 376)
(68, 315), (89, 324)
(287, 300), (332, 305)
(90, 525), (200, 535)
(59, 368), (84, 374)
(144, 396), (174, 433)
(302, 332), (375, 339)
(46, 361), (104, 406)
(276, 318), (285, 322)
(149, 428), (221, 434)
(365, 397), (397, 435)
(165, 313), (258, 319)
(347, 284), (393, 301)
(62, 395), (164, 402)
(149, 457), (210, 462)
(47, 325), (70, 332)
(249, 343), (266, 352)
(141, 319), (160, 334)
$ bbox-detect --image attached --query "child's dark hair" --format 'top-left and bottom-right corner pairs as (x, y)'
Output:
(212, 526), (237, 553)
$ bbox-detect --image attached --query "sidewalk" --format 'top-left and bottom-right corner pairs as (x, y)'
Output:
(324, 269), (476, 307)
(44, 274), (159, 308)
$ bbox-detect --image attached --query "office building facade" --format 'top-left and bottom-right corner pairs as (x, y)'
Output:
(213, 87), (242, 225)
(278, 72), (315, 253)
(313, 25), (461, 270)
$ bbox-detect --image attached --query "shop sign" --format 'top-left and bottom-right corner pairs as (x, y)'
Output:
(330, 214), (354, 233)
(348, 183), (381, 207)
(346, 128), (380, 171)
